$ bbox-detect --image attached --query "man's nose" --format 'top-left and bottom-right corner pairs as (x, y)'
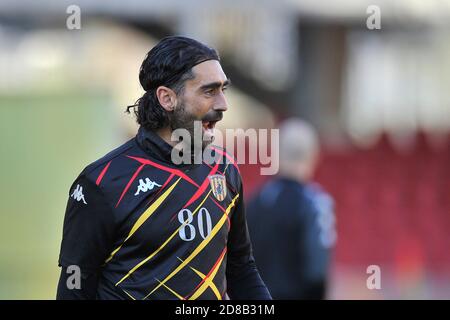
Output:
(214, 91), (228, 112)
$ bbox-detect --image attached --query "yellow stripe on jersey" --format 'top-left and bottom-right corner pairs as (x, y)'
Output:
(105, 177), (182, 263)
(116, 188), (213, 286)
(176, 256), (222, 300)
(122, 289), (136, 300)
(142, 194), (239, 300)
(189, 267), (222, 300)
(155, 278), (184, 300)
(187, 256), (224, 300)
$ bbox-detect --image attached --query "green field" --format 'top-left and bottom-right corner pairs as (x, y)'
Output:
(0, 91), (123, 299)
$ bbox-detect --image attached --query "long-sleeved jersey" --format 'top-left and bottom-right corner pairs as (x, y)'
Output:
(57, 127), (271, 300)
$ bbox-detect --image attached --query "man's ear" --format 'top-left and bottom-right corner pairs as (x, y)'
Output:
(156, 86), (177, 112)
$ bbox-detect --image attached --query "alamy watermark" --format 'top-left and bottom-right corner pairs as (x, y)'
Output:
(366, 265), (381, 290)
(170, 121), (279, 175)
(66, 265), (81, 290)
(366, 5), (381, 30)
(66, 5), (81, 30)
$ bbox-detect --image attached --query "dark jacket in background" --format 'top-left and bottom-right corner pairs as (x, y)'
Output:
(247, 177), (336, 299)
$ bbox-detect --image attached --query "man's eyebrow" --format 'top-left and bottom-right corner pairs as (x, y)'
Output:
(199, 79), (231, 91)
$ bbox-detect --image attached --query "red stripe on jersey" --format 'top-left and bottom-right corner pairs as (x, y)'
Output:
(203, 162), (224, 175)
(115, 163), (146, 208)
(210, 147), (239, 173)
(203, 162), (231, 228)
(209, 196), (230, 230)
(184, 246), (228, 300)
(169, 162), (219, 222)
(96, 161), (112, 186)
(126, 155), (199, 187)
(184, 162), (219, 209)
(145, 173), (175, 207)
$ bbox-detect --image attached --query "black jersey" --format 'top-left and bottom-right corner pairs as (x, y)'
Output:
(57, 127), (271, 300)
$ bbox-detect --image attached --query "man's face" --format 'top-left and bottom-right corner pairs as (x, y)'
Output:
(169, 60), (229, 150)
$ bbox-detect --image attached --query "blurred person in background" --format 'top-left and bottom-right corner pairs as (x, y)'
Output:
(247, 118), (337, 299)
(56, 36), (271, 300)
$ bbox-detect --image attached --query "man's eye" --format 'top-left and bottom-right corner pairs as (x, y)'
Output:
(205, 90), (215, 96)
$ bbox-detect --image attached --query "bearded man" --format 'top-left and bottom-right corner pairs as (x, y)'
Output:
(56, 36), (271, 300)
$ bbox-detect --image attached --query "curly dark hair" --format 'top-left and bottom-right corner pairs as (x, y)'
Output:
(126, 36), (220, 130)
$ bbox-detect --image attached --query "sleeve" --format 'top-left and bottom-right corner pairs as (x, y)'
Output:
(225, 182), (272, 300)
(56, 174), (116, 299)
(56, 266), (100, 300)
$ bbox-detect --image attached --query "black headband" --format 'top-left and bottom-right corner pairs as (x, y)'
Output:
(145, 57), (219, 91)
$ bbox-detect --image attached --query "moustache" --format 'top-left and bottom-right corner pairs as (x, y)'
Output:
(201, 111), (223, 123)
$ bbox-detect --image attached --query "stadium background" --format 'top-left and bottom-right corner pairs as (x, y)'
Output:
(0, 0), (449, 299)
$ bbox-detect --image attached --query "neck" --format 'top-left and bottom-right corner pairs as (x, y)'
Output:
(155, 126), (176, 147)
(155, 126), (188, 154)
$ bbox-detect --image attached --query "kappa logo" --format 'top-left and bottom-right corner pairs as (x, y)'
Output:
(71, 184), (87, 204)
(135, 178), (162, 196)
(208, 174), (227, 201)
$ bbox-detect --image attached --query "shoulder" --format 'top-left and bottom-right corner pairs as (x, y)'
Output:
(68, 138), (137, 192)
(304, 183), (334, 207)
(251, 179), (284, 207)
(300, 183), (335, 217)
(83, 138), (135, 178)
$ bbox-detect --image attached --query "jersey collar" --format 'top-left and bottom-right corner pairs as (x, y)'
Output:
(135, 126), (196, 169)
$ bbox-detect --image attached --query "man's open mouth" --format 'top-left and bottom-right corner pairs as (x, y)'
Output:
(201, 112), (223, 134)
(202, 120), (219, 131)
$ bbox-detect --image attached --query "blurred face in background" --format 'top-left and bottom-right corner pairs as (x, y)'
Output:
(278, 118), (320, 182)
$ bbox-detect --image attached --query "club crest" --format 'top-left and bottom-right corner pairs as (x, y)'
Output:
(208, 174), (227, 202)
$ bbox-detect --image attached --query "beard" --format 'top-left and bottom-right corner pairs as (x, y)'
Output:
(168, 101), (215, 158)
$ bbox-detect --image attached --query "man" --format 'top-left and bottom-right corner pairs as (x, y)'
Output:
(57, 36), (271, 300)
(247, 118), (337, 299)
